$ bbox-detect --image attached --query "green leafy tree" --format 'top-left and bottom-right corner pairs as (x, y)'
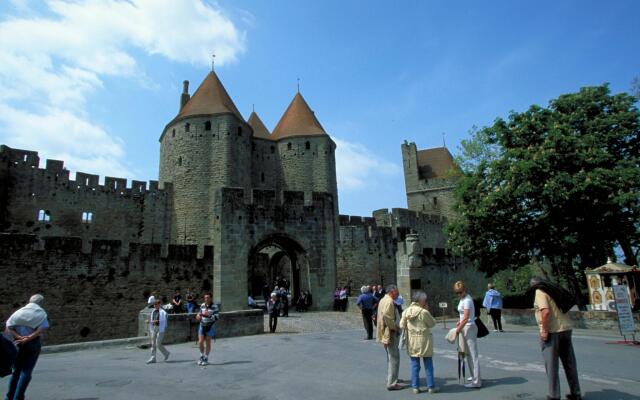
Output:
(448, 85), (640, 308)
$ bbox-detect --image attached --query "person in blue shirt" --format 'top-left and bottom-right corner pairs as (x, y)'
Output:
(356, 286), (379, 340)
(4, 294), (49, 400)
(482, 283), (504, 332)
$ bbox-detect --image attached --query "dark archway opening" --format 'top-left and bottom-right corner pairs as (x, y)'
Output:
(248, 235), (308, 305)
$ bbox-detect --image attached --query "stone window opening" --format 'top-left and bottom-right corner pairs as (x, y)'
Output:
(252, 143), (256, 151)
(82, 212), (93, 224)
(237, 126), (242, 136)
(37, 210), (51, 222)
(205, 121), (211, 131)
(85, 178), (90, 186)
(270, 145), (275, 154)
(287, 143), (292, 150)
(23, 155), (28, 162)
(172, 129), (176, 137)
(433, 196), (438, 205)
(261, 172), (265, 182)
(305, 141), (310, 150)
(185, 123), (190, 132)
(178, 157), (182, 166)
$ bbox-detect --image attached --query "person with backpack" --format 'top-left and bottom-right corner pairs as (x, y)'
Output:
(195, 294), (219, 366)
(529, 277), (582, 400)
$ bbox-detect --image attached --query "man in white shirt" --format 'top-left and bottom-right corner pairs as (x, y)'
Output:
(4, 294), (49, 400)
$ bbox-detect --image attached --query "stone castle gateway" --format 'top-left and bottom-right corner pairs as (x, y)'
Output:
(0, 70), (485, 344)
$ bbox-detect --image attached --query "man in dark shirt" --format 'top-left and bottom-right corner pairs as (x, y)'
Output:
(172, 288), (183, 313)
(356, 286), (379, 340)
(374, 284), (385, 301)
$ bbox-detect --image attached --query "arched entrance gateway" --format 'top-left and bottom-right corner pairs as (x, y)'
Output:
(248, 234), (309, 304)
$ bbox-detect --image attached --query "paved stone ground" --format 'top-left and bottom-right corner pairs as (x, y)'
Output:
(1, 311), (639, 400)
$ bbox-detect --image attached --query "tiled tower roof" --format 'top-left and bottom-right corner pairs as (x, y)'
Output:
(247, 111), (271, 139)
(416, 147), (461, 179)
(271, 93), (327, 139)
(176, 71), (244, 122)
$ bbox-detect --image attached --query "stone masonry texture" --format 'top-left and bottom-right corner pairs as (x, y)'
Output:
(0, 71), (485, 345)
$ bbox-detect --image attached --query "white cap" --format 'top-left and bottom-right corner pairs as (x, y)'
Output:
(147, 295), (156, 304)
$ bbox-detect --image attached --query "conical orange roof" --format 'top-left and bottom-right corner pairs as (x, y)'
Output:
(247, 111), (271, 139)
(176, 71), (244, 122)
(271, 93), (327, 139)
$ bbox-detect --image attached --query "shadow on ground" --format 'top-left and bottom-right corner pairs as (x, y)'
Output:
(437, 376), (528, 393)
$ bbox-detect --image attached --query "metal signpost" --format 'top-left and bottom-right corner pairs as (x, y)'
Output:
(439, 302), (448, 329)
(613, 285), (637, 343)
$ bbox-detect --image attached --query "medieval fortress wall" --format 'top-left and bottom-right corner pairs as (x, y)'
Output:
(0, 71), (485, 344)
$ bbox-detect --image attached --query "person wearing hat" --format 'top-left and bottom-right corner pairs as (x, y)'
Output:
(4, 294), (49, 400)
(267, 293), (281, 333)
(530, 277), (581, 400)
(400, 291), (438, 394)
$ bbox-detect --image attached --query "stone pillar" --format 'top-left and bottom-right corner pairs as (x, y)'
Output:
(396, 233), (423, 304)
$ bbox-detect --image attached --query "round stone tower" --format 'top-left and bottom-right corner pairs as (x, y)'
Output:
(159, 71), (251, 245)
(270, 92), (338, 209)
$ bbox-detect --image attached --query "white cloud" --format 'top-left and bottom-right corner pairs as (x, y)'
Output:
(334, 138), (401, 191)
(0, 0), (246, 179)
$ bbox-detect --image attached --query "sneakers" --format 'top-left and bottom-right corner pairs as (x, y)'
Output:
(467, 377), (473, 382)
(386, 384), (403, 391)
(464, 383), (481, 389)
(163, 351), (170, 361)
(146, 357), (156, 364)
(198, 356), (209, 366)
(412, 388), (421, 394)
(428, 387), (439, 393)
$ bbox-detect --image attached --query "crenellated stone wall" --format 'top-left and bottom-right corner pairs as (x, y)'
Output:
(0, 145), (172, 251)
(0, 234), (213, 345)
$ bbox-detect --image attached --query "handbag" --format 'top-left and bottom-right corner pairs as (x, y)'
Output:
(399, 328), (408, 349)
(475, 316), (490, 338)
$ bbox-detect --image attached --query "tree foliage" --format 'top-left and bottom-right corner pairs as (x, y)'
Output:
(447, 85), (640, 308)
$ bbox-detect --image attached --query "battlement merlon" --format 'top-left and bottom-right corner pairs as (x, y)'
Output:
(1, 145), (171, 195)
(338, 215), (377, 227)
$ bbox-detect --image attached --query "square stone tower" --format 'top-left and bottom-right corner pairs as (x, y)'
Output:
(401, 141), (461, 220)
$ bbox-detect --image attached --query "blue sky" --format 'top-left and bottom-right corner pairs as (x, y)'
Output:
(0, 1), (639, 216)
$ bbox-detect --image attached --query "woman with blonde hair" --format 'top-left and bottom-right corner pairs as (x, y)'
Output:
(400, 291), (438, 394)
(454, 280), (481, 388)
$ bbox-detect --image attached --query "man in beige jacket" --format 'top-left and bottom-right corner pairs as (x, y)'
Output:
(376, 284), (402, 390)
